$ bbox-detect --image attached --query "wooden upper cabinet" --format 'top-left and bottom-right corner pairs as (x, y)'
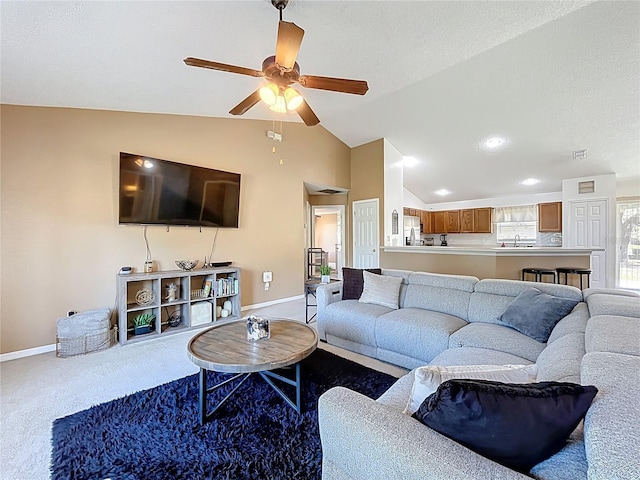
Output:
(420, 210), (432, 234)
(403, 207), (410, 216)
(474, 208), (493, 233)
(460, 209), (474, 233)
(432, 211), (447, 233)
(445, 210), (460, 233)
(538, 202), (562, 232)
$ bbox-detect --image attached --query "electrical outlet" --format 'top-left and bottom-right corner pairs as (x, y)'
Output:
(263, 271), (273, 282)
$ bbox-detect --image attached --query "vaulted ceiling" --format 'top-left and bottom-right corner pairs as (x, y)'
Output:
(2, 1), (638, 203)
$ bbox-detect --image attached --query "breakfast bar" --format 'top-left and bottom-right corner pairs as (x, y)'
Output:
(381, 246), (596, 287)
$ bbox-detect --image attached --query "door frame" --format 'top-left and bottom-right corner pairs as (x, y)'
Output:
(352, 198), (380, 268)
(311, 205), (346, 279)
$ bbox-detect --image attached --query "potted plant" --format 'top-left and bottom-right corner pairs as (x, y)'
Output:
(133, 313), (155, 335)
(320, 265), (332, 284)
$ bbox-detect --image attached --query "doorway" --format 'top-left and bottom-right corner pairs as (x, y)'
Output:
(311, 205), (346, 279)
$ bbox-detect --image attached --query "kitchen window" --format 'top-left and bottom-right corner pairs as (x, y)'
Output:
(494, 205), (537, 244)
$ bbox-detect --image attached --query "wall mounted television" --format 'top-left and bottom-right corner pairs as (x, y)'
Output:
(118, 152), (240, 228)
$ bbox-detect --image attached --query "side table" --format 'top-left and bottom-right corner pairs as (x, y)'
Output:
(304, 277), (340, 323)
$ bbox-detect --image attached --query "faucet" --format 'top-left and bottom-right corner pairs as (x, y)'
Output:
(513, 234), (520, 247)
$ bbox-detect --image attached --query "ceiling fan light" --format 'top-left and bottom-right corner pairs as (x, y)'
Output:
(284, 87), (303, 110)
(269, 95), (287, 113)
(259, 83), (279, 106)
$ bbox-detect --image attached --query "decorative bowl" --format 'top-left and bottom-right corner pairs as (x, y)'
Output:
(175, 259), (199, 271)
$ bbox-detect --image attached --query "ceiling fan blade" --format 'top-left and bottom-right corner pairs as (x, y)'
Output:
(298, 75), (369, 95)
(275, 21), (305, 70)
(184, 57), (264, 78)
(229, 89), (262, 116)
(297, 99), (320, 126)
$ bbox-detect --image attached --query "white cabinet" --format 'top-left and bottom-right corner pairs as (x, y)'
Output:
(569, 200), (607, 288)
(116, 267), (241, 345)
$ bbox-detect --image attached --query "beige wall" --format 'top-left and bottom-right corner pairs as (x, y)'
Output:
(0, 105), (350, 353)
(349, 139), (385, 266)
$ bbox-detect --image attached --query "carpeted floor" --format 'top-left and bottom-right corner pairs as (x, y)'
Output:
(51, 348), (396, 480)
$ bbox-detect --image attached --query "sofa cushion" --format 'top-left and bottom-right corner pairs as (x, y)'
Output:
(548, 302), (589, 344)
(586, 293), (640, 319)
(449, 323), (545, 362)
(429, 346), (533, 367)
(375, 308), (467, 365)
(468, 279), (582, 325)
(586, 315), (640, 356)
(404, 364), (538, 415)
(359, 270), (402, 309)
(536, 331), (585, 383)
(582, 352), (640, 480)
(412, 379), (598, 472)
(582, 288), (640, 300)
(402, 272), (477, 321)
(498, 288), (579, 342)
(323, 300), (392, 347)
(342, 267), (382, 300)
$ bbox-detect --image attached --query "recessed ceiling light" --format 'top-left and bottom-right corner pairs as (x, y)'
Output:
(402, 156), (419, 167)
(480, 136), (510, 151)
(521, 178), (539, 186)
(434, 189), (450, 196)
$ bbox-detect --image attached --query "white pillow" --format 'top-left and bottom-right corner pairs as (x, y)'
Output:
(359, 270), (402, 309)
(403, 364), (539, 415)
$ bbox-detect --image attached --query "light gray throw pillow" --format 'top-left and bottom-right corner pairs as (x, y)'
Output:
(359, 270), (402, 309)
(499, 288), (579, 342)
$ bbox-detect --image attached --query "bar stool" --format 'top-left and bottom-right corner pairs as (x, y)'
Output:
(556, 267), (592, 290)
(522, 267), (557, 283)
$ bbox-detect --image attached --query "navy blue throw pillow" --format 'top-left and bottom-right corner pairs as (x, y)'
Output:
(412, 379), (598, 472)
(342, 267), (382, 300)
(498, 288), (580, 342)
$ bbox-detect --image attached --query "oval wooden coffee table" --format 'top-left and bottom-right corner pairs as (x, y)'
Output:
(187, 318), (318, 424)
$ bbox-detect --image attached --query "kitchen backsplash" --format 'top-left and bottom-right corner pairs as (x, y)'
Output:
(421, 231), (562, 247)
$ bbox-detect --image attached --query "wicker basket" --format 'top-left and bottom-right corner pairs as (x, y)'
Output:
(56, 327), (116, 358)
(56, 307), (115, 358)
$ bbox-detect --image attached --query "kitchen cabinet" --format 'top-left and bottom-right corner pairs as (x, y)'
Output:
(538, 202), (562, 232)
(474, 208), (493, 233)
(420, 210), (433, 234)
(445, 210), (460, 233)
(460, 209), (474, 233)
(403, 207), (410, 216)
(432, 211), (446, 233)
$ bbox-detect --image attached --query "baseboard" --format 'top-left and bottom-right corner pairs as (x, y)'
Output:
(241, 294), (304, 311)
(1, 295), (304, 361)
(0, 343), (56, 362)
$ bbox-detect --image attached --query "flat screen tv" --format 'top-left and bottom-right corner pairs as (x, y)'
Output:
(118, 152), (240, 228)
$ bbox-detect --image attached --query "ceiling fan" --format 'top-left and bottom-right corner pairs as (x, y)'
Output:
(184, 0), (369, 126)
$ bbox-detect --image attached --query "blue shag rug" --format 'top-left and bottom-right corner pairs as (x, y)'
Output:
(51, 348), (396, 480)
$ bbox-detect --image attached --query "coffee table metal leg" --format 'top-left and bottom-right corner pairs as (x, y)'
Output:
(259, 362), (302, 413)
(199, 368), (251, 425)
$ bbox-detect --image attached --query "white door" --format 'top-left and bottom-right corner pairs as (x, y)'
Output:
(353, 199), (379, 268)
(570, 200), (607, 288)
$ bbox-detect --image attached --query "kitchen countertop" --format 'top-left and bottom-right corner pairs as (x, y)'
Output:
(382, 246), (599, 256)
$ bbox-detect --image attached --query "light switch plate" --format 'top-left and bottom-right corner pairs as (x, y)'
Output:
(263, 271), (273, 282)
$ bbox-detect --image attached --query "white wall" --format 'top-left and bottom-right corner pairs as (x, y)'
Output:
(422, 191), (562, 211)
(383, 139), (404, 246)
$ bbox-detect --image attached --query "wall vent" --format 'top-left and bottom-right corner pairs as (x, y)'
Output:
(573, 149), (588, 160)
(578, 180), (595, 194)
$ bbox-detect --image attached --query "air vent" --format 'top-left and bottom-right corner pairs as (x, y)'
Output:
(578, 180), (595, 194)
(318, 189), (342, 194)
(573, 149), (588, 160)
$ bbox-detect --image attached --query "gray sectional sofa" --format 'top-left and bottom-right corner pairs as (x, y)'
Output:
(315, 269), (640, 480)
